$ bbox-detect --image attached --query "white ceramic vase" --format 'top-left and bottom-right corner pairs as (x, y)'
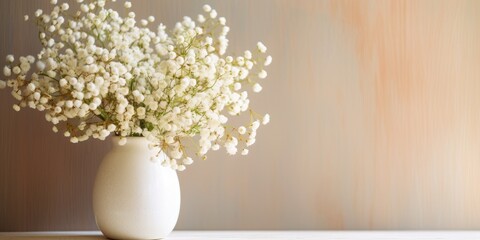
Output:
(93, 137), (180, 240)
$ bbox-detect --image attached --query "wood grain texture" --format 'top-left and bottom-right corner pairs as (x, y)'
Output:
(2, 0), (480, 231)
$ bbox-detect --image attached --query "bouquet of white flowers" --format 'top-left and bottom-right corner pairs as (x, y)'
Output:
(0, 0), (271, 171)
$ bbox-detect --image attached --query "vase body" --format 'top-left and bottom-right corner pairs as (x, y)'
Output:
(93, 137), (180, 240)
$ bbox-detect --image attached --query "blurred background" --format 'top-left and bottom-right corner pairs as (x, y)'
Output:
(2, 0), (480, 231)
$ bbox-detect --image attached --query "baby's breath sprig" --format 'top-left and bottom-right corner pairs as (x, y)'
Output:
(0, 0), (271, 171)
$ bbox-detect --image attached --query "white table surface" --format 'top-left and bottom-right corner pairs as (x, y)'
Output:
(2, 231), (480, 239)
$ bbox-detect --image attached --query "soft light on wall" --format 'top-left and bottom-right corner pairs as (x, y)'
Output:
(1, 0), (480, 231)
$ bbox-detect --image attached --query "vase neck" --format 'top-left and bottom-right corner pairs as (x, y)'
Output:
(112, 137), (150, 150)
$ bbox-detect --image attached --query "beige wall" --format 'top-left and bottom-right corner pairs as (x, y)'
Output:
(2, 0), (480, 231)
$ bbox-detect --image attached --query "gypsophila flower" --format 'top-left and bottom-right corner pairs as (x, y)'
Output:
(264, 55), (272, 66)
(6, 55), (14, 62)
(0, 1), (271, 171)
(3, 66), (11, 77)
(257, 42), (267, 53)
(12, 104), (20, 111)
(237, 126), (247, 135)
(118, 138), (127, 146)
(183, 157), (193, 165)
(177, 165), (186, 171)
(203, 4), (212, 12)
(253, 83), (263, 93)
(262, 114), (270, 125)
(258, 70), (267, 79)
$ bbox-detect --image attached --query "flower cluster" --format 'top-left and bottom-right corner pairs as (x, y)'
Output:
(0, 0), (271, 171)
